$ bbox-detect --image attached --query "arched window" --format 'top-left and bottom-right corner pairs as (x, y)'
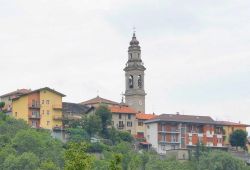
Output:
(138, 75), (142, 88)
(129, 75), (133, 88)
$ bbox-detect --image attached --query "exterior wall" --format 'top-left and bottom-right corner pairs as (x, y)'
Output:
(112, 113), (136, 135)
(28, 92), (40, 128)
(12, 96), (29, 122)
(135, 119), (147, 138)
(145, 123), (159, 153)
(0, 96), (12, 112)
(40, 89), (63, 130)
(223, 125), (247, 145)
(146, 121), (226, 154)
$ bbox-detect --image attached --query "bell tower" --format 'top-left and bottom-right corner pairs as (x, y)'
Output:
(124, 32), (146, 113)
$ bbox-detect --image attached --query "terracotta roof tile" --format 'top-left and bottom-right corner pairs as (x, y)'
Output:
(80, 96), (119, 105)
(136, 113), (157, 120)
(109, 105), (137, 114)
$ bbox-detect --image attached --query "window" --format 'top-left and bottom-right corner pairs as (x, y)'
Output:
(47, 110), (50, 115)
(128, 75), (133, 88)
(127, 121), (132, 127)
(42, 100), (44, 104)
(119, 121), (124, 127)
(138, 121), (143, 126)
(128, 114), (131, 119)
(15, 112), (17, 117)
(147, 125), (150, 129)
(119, 114), (122, 119)
(47, 121), (50, 125)
(46, 100), (49, 104)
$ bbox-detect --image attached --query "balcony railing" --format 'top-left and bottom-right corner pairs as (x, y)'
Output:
(29, 114), (40, 119)
(28, 104), (40, 109)
(53, 104), (62, 110)
(53, 115), (63, 120)
(117, 124), (124, 129)
(159, 140), (180, 144)
(158, 129), (180, 133)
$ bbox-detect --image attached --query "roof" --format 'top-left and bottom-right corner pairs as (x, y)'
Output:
(13, 87), (65, 100)
(109, 105), (137, 114)
(0, 89), (31, 98)
(63, 102), (91, 115)
(216, 121), (250, 127)
(80, 96), (119, 105)
(136, 113), (157, 120)
(145, 113), (215, 124)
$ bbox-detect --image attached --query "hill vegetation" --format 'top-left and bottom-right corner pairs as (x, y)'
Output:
(0, 106), (250, 170)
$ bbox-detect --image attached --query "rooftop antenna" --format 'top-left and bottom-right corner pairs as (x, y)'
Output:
(120, 92), (124, 103)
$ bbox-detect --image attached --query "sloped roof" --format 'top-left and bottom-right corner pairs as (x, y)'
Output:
(145, 113), (215, 124)
(109, 105), (137, 114)
(12, 87), (65, 100)
(80, 96), (119, 105)
(62, 102), (92, 115)
(0, 89), (31, 98)
(216, 121), (250, 127)
(136, 113), (157, 120)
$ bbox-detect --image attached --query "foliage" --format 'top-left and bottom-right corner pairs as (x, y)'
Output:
(64, 142), (94, 170)
(197, 151), (250, 170)
(67, 128), (89, 142)
(0, 113), (63, 169)
(95, 105), (112, 138)
(83, 114), (102, 137)
(86, 142), (110, 153)
(0, 102), (5, 111)
(230, 129), (248, 150)
(108, 127), (134, 144)
(109, 154), (122, 170)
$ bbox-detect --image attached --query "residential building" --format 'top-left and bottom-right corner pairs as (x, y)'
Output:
(12, 87), (65, 130)
(81, 96), (138, 135)
(0, 89), (31, 114)
(216, 121), (250, 146)
(109, 105), (137, 135)
(145, 114), (226, 154)
(135, 113), (156, 139)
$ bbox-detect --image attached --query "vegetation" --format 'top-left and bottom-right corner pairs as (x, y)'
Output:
(230, 129), (248, 150)
(0, 102), (5, 111)
(1, 108), (250, 170)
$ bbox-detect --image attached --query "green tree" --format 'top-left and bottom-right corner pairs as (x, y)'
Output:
(197, 151), (249, 170)
(109, 154), (122, 170)
(3, 152), (39, 170)
(83, 114), (102, 137)
(39, 161), (60, 170)
(0, 102), (5, 111)
(64, 142), (93, 170)
(95, 105), (112, 137)
(230, 129), (248, 150)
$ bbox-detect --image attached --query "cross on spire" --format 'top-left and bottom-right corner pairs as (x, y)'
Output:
(133, 26), (136, 36)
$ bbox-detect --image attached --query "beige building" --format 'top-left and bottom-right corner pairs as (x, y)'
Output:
(0, 89), (31, 114)
(135, 113), (156, 138)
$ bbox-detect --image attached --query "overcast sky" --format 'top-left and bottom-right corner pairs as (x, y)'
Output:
(0, 0), (250, 124)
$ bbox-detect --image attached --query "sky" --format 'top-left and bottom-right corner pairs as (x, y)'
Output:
(0, 0), (250, 125)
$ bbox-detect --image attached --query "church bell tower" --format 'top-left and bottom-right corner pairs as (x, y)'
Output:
(124, 32), (146, 113)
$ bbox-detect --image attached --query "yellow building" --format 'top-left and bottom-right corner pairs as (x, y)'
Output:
(12, 87), (65, 130)
(216, 121), (249, 146)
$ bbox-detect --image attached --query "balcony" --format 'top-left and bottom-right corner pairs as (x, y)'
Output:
(158, 129), (180, 134)
(159, 140), (180, 144)
(53, 115), (63, 120)
(28, 104), (40, 109)
(29, 114), (40, 119)
(53, 104), (62, 110)
(117, 124), (124, 129)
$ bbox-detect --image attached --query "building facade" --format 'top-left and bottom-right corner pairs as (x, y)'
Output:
(124, 33), (146, 113)
(0, 89), (31, 114)
(12, 87), (65, 130)
(145, 114), (227, 154)
(135, 113), (156, 138)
